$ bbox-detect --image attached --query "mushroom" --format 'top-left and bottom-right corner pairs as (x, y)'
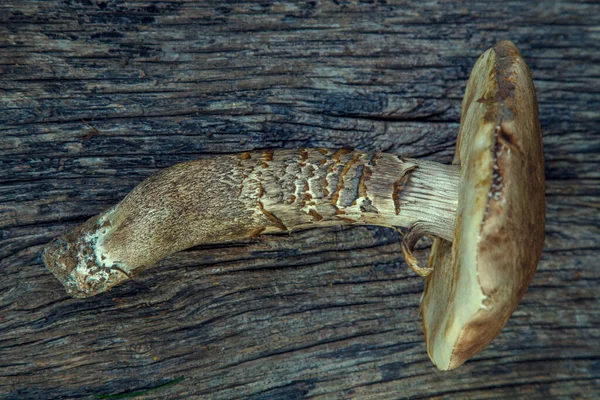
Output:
(43, 41), (545, 370)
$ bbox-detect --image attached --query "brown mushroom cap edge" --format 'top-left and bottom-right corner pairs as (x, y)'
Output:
(421, 41), (546, 370)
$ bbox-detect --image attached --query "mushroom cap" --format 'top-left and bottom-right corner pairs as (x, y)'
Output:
(421, 41), (546, 370)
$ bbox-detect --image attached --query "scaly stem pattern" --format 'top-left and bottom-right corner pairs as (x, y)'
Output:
(44, 148), (459, 298)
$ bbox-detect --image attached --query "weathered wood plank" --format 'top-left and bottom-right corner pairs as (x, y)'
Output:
(1, 0), (599, 398)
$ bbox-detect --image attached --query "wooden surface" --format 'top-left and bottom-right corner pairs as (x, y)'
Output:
(1, 1), (599, 398)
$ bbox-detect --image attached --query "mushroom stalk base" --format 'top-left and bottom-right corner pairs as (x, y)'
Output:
(43, 149), (459, 298)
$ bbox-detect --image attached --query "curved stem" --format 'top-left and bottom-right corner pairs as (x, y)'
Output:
(43, 148), (459, 298)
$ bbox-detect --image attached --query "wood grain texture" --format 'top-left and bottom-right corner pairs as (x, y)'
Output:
(0, 0), (598, 398)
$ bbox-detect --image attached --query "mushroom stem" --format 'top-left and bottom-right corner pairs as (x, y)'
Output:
(43, 148), (459, 298)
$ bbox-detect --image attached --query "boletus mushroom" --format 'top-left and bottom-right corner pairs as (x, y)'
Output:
(43, 41), (545, 370)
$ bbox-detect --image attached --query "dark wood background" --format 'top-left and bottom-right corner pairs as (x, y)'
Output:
(1, 1), (599, 398)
